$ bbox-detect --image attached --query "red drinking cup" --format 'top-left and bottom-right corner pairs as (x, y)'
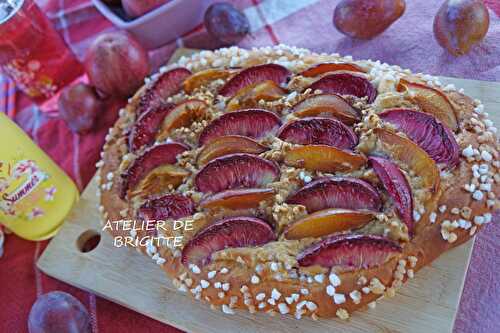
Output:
(0, 0), (84, 104)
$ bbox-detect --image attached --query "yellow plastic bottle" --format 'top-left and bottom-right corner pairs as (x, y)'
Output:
(0, 112), (79, 240)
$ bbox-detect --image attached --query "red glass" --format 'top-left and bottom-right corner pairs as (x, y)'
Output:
(0, 0), (84, 104)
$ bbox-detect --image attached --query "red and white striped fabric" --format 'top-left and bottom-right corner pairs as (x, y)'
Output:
(1, 1), (500, 332)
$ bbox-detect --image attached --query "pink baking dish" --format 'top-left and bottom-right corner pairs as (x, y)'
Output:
(92, 0), (215, 49)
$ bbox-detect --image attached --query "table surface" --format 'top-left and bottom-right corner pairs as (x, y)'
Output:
(1, 1), (500, 333)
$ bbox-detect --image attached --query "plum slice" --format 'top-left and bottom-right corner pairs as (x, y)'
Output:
(120, 143), (188, 198)
(200, 188), (275, 210)
(197, 135), (268, 166)
(297, 234), (402, 270)
(183, 68), (235, 94)
(198, 109), (281, 145)
(284, 145), (366, 173)
(218, 64), (291, 97)
(129, 103), (175, 152)
(373, 128), (440, 194)
(138, 194), (195, 221)
(286, 177), (381, 213)
(181, 216), (275, 267)
(137, 67), (192, 114)
(291, 93), (360, 125)
(369, 156), (414, 234)
(156, 99), (208, 141)
(307, 73), (377, 103)
(195, 153), (280, 193)
(133, 164), (189, 197)
(299, 62), (365, 77)
(226, 80), (286, 111)
(137, 194), (194, 236)
(379, 108), (459, 168)
(397, 79), (458, 131)
(277, 117), (358, 149)
(284, 208), (375, 240)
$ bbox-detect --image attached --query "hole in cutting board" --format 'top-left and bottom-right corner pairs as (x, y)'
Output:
(77, 230), (101, 253)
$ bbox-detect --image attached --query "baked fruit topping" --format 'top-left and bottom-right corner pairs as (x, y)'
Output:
(218, 64), (291, 97)
(183, 68), (235, 94)
(138, 194), (195, 221)
(120, 143), (188, 198)
(397, 78), (458, 131)
(194, 153), (280, 193)
(197, 135), (268, 166)
(299, 62), (365, 77)
(290, 93), (360, 125)
(286, 177), (382, 213)
(297, 234), (402, 270)
(284, 144), (367, 172)
(226, 80), (287, 111)
(307, 73), (377, 103)
(181, 216), (275, 267)
(129, 103), (175, 152)
(369, 156), (414, 234)
(379, 108), (460, 168)
(277, 117), (358, 149)
(200, 188), (275, 210)
(284, 208), (376, 240)
(133, 164), (189, 197)
(137, 67), (192, 114)
(156, 99), (208, 141)
(198, 109), (281, 145)
(372, 128), (440, 194)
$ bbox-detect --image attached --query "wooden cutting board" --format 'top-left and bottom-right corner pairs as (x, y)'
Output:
(37, 49), (500, 333)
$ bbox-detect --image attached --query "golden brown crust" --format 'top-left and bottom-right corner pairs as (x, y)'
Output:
(96, 46), (499, 320)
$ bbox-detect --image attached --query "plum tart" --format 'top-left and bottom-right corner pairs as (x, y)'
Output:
(97, 45), (499, 320)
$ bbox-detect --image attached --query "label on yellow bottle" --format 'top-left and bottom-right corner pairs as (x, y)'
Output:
(0, 159), (52, 219)
(0, 112), (79, 240)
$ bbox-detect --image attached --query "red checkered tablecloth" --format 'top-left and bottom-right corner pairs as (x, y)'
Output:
(1, 1), (500, 332)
